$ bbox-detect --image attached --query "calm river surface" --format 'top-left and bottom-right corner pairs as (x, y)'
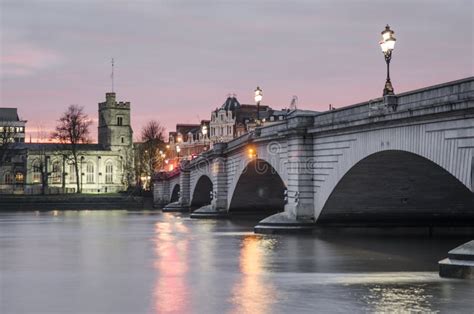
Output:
(1, 210), (473, 313)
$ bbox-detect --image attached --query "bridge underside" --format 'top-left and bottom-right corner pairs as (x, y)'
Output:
(319, 151), (474, 225)
(170, 184), (180, 203)
(191, 176), (213, 210)
(229, 159), (285, 215)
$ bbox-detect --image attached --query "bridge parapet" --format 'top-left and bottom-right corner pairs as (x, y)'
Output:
(310, 77), (473, 133)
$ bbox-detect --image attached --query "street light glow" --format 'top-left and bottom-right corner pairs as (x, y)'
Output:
(254, 86), (263, 103)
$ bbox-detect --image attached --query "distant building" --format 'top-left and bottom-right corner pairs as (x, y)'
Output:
(0, 108), (26, 143)
(166, 121), (210, 169)
(209, 95), (288, 145)
(0, 92), (134, 194)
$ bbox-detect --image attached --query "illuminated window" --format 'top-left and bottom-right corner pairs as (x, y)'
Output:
(105, 162), (113, 184)
(51, 161), (61, 184)
(86, 162), (94, 183)
(15, 172), (24, 184)
(32, 160), (41, 183)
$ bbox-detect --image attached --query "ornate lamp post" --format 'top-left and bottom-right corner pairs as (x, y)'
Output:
(254, 86), (263, 125)
(379, 25), (397, 96)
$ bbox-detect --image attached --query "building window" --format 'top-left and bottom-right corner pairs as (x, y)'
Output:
(86, 162), (94, 183)
(69, 164), (76, 183)
(121, 137), (125, 144)
(32, 160), (41, 183)
(105, 162), (113, 184)
(51, 161), (61, 184)
(15, 172), (24, 184)
(4, 173), (13, 184)
(117, 116), (123, 126)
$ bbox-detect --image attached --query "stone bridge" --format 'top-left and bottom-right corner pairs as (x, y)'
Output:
(154, 77), (474, 233)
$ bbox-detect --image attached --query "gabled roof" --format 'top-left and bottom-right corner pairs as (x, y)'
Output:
(0, 108), (20, 121)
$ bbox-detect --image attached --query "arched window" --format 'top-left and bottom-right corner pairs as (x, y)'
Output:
(86, 162), (94, 183)
(51, 161), (61, 184)
(32, 160), (41, 183)
(4, 172), (13, 184)
(105, 162), (113, 184)
(117, 116), (123, 126)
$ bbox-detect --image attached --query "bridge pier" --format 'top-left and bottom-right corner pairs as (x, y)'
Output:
(191, 154), (229, 218)
(254, 128), (317, 233)
(152, 173), (170, 208)
(163, 162), (191, 212)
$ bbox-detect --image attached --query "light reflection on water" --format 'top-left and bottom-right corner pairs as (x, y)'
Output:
(364, 285), (434, 313)
(0, 210), (473, 313)
(152, 216), (190, 314)
(230, 235), (278, 314)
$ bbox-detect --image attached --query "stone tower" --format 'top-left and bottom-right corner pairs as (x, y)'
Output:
(98, 92), (133, 149)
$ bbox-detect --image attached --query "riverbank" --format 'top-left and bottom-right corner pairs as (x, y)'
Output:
(0, 194), (149, 211)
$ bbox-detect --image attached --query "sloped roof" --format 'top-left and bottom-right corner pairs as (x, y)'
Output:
(0, 108), (19, 121)
(221, 96), (241, 111)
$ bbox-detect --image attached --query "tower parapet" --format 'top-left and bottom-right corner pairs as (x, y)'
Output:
(98, 92), (133, 149)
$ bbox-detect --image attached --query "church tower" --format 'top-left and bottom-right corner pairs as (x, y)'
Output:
(98, 92), (133, 150)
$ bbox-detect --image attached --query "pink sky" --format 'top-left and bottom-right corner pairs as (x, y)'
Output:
(1, 0), (472, 142)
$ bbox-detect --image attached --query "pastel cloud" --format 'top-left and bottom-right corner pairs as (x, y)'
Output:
(1, 34), (64, 77)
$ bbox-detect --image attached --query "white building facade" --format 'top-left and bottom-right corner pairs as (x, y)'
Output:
(0, 92), (134, 194)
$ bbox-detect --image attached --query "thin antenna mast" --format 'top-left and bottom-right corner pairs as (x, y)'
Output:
(111, 58), (115, 92)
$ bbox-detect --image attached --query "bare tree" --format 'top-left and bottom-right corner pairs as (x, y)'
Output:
(141, 120), (166, 143)
(51, 105), (92, 193)
(27, 147), (49, 195)
(138, 120), (166, 190)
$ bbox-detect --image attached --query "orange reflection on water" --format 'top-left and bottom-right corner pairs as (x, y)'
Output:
(151, 218), (190, 313)
(230, 235), (277, 314)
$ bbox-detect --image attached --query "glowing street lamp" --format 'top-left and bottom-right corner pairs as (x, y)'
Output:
(202, 125), (208, 138)
(248, 147), (257, 159)
(176, 145), (181, 158)
(254, 86), (263, 125)
(379, 25), (397, 96)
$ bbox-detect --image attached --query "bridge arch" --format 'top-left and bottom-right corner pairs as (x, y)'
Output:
(227, 142), (288, 206)
(170, 183), (180, 203)
(228, 159), (286, 214)
(190, 175), (213, 209)
(318, 149), (474, 223)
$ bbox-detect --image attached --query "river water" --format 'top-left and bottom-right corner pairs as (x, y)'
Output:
(1, 210), (473, 313)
